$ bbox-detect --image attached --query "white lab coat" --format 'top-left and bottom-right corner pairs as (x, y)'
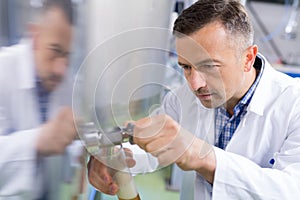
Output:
(156, 54), (300, 199)
(0, 41), (78, 200)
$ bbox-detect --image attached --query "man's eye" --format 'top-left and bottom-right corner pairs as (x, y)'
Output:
(181, 65), (191, 70)
(201, 65), (215, 68)
(48, 47), (68, 58)
(52, 48), (63, 55)
(196, 64), (219, 70)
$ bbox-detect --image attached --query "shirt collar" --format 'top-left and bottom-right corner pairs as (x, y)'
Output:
(240, 55), (264, 105)
(35, 75), (50, 95)
(247, 54), (275, 116)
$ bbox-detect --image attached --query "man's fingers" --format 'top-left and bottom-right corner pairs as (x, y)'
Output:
(87, 156), (119, 195)
(123, 148), (133, 157)
(125, 158), (136, 168)
(123, 147), (136, 168)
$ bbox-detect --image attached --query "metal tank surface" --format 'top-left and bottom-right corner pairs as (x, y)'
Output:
(73, 0), (176, 161)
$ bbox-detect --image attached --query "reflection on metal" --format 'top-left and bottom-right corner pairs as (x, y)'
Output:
(0, 0), (30, 46)
(92, 92), (161, 133)
(80, 122), (135, 155)
(72, 5), (176, 198)
(282, 0), (299, 40)
(72, 2), (176, 198)
(74, 0), (175, 137)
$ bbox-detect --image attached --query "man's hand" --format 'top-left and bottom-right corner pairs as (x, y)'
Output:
(88, 156), (119, 195)
(36, 107), (77, 155)
(132, 114), (216, 183)
(87, 148), (136, 195)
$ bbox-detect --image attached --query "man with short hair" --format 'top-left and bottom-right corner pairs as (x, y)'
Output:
(0, 0), (79, 199)
(88, 0), (300, 199)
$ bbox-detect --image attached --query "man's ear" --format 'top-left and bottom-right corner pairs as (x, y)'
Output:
(244, 45), (258, 72)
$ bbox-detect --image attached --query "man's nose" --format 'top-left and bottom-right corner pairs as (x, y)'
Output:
(188, 68), (206, 91)
(53, 57), (68, 76)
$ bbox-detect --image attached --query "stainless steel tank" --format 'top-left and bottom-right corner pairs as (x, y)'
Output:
(73, 0), (176, 154)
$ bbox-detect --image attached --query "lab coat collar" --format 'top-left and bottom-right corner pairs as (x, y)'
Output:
(17, 39), (36, 89)
(247, 53), (273, 116)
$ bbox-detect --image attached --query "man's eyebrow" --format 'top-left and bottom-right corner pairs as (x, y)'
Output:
(49, 44), (70, 55)
(49, 43), (62, 49)
(194, 59), (221, 66)
(178, 59), (221, 67)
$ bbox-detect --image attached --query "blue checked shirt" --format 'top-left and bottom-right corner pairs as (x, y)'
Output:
(36, 77), (50, 123)
(35, 77), (51, 200)
(215, 58), (264, 149)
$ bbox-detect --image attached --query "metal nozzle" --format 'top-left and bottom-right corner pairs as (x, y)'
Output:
(80, 122), (135, 154)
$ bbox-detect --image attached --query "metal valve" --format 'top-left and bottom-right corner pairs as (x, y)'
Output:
(79, 122), (135, 154)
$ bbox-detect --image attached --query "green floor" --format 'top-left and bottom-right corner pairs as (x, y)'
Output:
(100, 167), (180, 200)
(59, 165), (180, 200)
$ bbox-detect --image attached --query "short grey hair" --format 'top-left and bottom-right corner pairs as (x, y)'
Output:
(173, 0), (254, 52)
(30, 0), (74, 25)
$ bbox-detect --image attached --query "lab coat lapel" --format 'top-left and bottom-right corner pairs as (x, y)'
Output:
(12, 88), (40, 130)
(224, 57), (287, 167)
(12, 40), (40, 129)
(15, 41), (64, 199)
(224, 56), (272, 152)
